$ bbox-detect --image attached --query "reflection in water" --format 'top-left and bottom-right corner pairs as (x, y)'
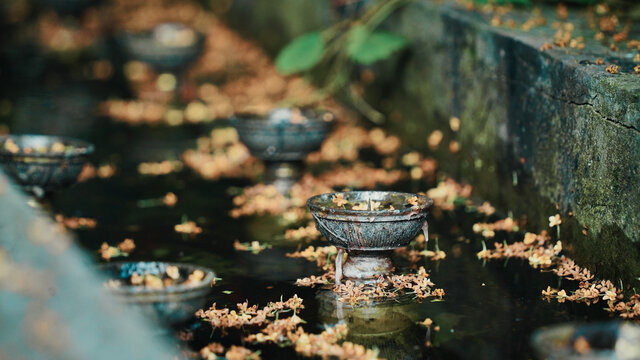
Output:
(317, 290), (427, 360)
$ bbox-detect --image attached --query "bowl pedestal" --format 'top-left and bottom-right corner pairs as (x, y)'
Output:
(334, 219), (428, 284)
(232, 108), (335, 192)
(263, 160), (304, 193)
(336, 249), (394, 283)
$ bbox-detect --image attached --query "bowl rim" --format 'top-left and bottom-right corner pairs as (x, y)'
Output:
(0, 134), (94, 159)
(98, 261), (216, 296)
(229, 108), (336, 128)
(118, 22), (206, 47)
(307, 191), (432, 217)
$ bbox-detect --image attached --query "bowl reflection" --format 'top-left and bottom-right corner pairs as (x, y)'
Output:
(317, 290), (426, 360)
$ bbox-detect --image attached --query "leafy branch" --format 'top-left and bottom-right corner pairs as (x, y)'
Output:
(275, 0), (413, 123)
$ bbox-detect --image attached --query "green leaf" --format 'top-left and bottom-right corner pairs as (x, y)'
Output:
(346, 27), (409, 65)
(453, 196), (468, 206)
(222, 290), (234, 294)
(275, 32), (325, 75)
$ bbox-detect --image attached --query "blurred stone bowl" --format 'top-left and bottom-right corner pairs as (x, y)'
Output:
(116, 23), (205, 72)
(230, 107), (335, 162)
(531, 320), (640, 360)
(0, 134), (94, 197)
(99, 261), (216, 325)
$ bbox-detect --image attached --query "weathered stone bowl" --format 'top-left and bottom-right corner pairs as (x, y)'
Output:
(230, 107), (335, 162)
(117, 23), (205, 72)
(308, 191), (432, 282)
(99, 261), (216, 325)
(0, 134), (94, 197)
(308, 191), (431, 250)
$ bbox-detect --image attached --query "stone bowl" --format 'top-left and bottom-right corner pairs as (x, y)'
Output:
(99, 261), (216, 325)
(230, 107), (335, 162)
(0, 134), (94, 197)
(117, 23), (205, 72)
(307, 191), (431, 251)
(531, 320), (640, 360)
(307, 191), (431, 281)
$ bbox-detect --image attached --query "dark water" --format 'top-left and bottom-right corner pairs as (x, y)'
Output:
(33, 118), (609, 360)
(2, 20), (611, 360)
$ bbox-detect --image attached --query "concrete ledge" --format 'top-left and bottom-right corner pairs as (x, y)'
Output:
(385, 2), (640, 228)
(385, 1), (640, 281)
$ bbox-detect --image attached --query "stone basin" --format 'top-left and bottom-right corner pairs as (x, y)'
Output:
(99, 261), (216, 325)
(117, 23), (205, 72)
(230, 107), (335, 162)
(531, 320), (640, 360)
(308, 191), (432, 282)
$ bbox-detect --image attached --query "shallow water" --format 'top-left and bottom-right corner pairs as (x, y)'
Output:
(1, 17), (614, 360)
(36, 117), (613, 360)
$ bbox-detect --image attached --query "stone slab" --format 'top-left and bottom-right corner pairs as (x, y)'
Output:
(0, 172), (176, 360)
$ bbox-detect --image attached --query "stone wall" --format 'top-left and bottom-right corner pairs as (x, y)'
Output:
(386, 2), (640, 282)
